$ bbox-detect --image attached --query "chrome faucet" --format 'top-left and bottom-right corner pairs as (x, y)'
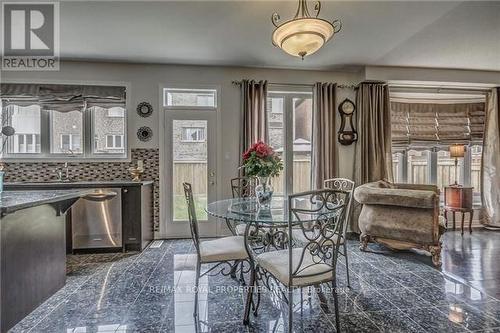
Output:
(54, 162), (71, 182)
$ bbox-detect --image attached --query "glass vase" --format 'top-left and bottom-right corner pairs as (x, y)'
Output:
(255, 176), (273, 209)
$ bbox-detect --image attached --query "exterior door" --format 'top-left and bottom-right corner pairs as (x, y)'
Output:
(164, 111), (217, 238)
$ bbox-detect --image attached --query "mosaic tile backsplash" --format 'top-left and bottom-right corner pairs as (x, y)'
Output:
(3, 148), (160, 231)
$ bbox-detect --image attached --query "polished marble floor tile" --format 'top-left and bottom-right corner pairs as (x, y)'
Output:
(10, 231), (500, 333)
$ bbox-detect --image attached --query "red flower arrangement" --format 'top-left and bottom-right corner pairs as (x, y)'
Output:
(241, 141), (283, 178)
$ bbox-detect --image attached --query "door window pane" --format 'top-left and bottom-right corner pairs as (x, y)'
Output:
(181, 127), (205, 142)
(51, 110), (83, 154)
(164, 89), (217, 108)
(92, 106), (126, 154)
(4, 105), (41, 154)
(173, 120), (208, 221)
(407, 150), (430, 184)
(292, 97), (312, 193)
(267, 95), (285, 196)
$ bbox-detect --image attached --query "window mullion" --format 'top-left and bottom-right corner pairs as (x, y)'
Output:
(429, 148), (437, 185)
(41, 109), (50, 156)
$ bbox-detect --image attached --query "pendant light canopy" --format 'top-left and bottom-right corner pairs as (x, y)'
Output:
(271, 0), (342, 59)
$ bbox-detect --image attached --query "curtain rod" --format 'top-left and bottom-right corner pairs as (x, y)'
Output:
(231, 80), (358, 89)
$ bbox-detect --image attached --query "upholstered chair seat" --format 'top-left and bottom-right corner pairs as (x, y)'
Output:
(256, 248), (333, 287)
(199, 236), (248, 263)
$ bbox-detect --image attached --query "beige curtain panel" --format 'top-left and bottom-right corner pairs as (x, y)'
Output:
(239, 80), (268, 165)
(353, 82), (393, 232)
(355, 82), (393, 184)
(312, 82), (337, 189)
(481, 88), (500, 227)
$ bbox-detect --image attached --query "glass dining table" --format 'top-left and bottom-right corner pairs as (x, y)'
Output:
(205, 196), (343, 227)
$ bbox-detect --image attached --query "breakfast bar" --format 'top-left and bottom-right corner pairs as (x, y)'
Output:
(0, 189), (91, 333)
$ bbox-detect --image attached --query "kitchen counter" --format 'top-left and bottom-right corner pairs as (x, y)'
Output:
(5, 179), (153, 189)
(0, 189), (93, 215)
(0, 189), (90, 332)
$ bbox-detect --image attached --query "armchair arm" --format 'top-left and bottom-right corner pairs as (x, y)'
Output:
(394, 183), (439, 194)
(354, 184), (438, 209)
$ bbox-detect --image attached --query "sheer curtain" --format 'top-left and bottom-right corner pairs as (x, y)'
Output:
(311, 82), (337, 189)
(481, 88), (500, 227)
(239, 80), (268, 165)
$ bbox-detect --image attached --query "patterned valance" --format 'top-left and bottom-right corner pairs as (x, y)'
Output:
(391, 101), (485, 150)
(0, 83), (126, 112)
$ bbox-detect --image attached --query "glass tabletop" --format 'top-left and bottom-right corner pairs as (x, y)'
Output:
(205, 197), (343, 225)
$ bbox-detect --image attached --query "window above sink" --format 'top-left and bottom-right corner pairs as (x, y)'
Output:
(1, 83), (128, 161)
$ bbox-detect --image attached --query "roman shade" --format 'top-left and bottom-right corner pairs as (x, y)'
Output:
(0, 83), (126, 112)
(391, 102), (485, 151)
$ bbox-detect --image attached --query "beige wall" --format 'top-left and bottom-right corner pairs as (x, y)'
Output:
(1, 61), (361, 237)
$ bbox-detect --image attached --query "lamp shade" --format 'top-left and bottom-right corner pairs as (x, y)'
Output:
(272, 18), (334, 58)
(449, 144), (466, 158)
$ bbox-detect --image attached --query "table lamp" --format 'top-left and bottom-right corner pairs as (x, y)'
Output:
(449, 144), (465, 185)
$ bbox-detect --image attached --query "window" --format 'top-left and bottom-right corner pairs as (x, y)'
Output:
(51, 110), (83, 154)
(1, 83), (127, 159)
(267, 89), (313, 196)
(107, 107), (125, 118)
(390, 99), (485, 204)
(92, 106), (126, 154)
(105, 135), (124, 149)
(164, 88), (217, 108)
(4, 105), (41, 154)
(59, 134), (81, 152)
(181, 127), (205, 142)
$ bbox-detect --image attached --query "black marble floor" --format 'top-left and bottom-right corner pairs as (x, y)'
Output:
(10, 231), (500, 333)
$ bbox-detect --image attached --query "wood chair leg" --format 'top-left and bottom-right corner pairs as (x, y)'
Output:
(444, 210), (448, 228)
(452, 212), (456, 230)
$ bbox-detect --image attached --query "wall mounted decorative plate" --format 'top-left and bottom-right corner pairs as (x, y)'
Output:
(136, 102), (153, 117)
(338, 98), (358, 145)
(137, 126), (153, 142)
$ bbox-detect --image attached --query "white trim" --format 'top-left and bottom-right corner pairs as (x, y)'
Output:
(158, 82), (222, 239)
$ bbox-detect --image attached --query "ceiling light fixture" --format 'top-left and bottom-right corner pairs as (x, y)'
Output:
(271, 0), (341, 59)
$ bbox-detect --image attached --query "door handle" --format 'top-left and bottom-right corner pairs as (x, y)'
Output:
(210, 181), (216, 185)
(209, 172), (216, 177)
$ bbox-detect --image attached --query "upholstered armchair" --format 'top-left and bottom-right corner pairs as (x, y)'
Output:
(354, 181), (445, 266)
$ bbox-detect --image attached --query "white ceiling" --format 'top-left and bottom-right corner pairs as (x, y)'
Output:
(59, 1), (500, 71)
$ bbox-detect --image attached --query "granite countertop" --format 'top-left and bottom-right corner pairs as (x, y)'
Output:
(0, 189), (93, 215)
(4, 180), (154, 188)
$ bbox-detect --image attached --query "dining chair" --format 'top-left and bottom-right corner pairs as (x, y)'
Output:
(323, 178), (355, 287)
(182, 182), (249, 318)
(243, 188), (350, 333)
(291, 178), (355, 287)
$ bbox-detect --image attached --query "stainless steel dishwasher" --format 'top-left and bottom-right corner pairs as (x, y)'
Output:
(71, 188), (122, 250)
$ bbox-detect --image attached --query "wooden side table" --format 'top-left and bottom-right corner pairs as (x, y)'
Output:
(443, 186), (473, 235)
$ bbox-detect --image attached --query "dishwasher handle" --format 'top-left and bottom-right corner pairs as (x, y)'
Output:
(83, 191), (118, 202)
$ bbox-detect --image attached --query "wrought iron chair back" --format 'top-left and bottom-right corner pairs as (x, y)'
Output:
(231, 177), (257, 198)
(183, 182), (201, 258)
(324, 178), (355, 239)
(287, 189), (350, 285)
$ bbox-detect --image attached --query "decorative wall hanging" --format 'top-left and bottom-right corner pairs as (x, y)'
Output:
(137, 126), (153, 142)
(271, 0), (342, 59)
(337, 98), (358, 145)
(137, 102), (153, 117)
